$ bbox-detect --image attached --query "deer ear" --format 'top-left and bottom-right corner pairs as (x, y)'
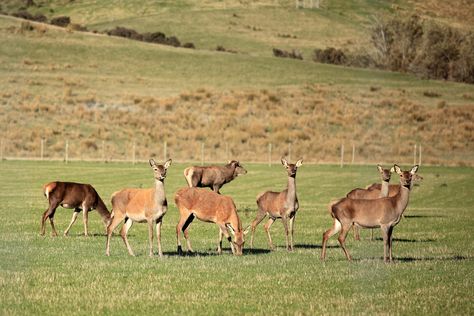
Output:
(377, 164), (383, 173)
(149, 159), (156, 167)
(164, 159), (172, 169)
(410, 165), (419, 175)
(394, 164), (402, 175)
(390, 166), (395, 173)
(281, 157), (288, 167)
(296, 159), (303, 167)
(243, 225), (251, 235)
(226, 223), (235, 235)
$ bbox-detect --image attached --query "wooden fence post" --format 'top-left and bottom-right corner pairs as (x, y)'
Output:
(418, 144), (422, 166)
(0, 138), (4, 161)
(351, 143), (355, 164)
(413, 144), (417, 165)
(65, 140), (69, 164)
(40, 138), (44, 160)
(201, 142), (204, 166)
(340, 144), (344, 168)
(288, 143), (292, 162)
(268, 143), (272, 167)
(132, 142), (136, 165)
(163, 141), (167, 162)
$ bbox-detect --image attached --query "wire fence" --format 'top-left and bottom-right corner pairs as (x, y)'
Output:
(0, 137), (424, 167)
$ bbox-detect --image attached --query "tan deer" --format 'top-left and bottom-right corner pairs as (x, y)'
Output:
(250, 158), (303, 251)
(321, 164), (419, 262)
(105, 159), (171, 257)
(346, 165), (394, 241)
(174, 187), (249, 256)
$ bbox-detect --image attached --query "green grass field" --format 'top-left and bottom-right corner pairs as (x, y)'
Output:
(0, 160), (473, 315)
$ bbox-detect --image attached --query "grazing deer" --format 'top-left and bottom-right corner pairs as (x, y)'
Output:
(346, 165), (394, 241)
(105, 159), (171, 257)
(321, 164), (419, 262)
(183, 160), (247, 194)
(250, 158), (303, 251)
(41, 181), (111, 237)
(174, 187), (249, 256)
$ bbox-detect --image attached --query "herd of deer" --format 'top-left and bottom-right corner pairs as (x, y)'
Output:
(40, 158), (421, 262)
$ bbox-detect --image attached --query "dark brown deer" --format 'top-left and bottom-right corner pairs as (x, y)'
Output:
(41, 181), (111, 237)
(250, 158), (303, 251)
(346, 165), (394, 241)
(105, 159), (171, 257)
(321, 164), (419, 263)
(174, 187), (249, 256)
(183, 160), (247, 194)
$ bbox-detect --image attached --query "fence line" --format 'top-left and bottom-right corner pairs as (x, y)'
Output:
(0, 137), (428, 166)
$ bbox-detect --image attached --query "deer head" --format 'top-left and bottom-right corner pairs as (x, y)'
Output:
(393, 164), (419, 188)
(149, 159), (172, 181)
(281, 157), (303, 177)
(377, 164), (393, 182)
(228, 160), (247, 177)
(226, 224), (250, 256)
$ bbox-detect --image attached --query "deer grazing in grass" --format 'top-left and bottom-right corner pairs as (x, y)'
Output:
(321, 164), (419, 263)
(250, 158), (303, 251)
(346, 165), (394, 241)
(183, 160), (247, 194)
(105, 159), (171, 257)
(174, 187), (249, 256)
(41, 181), (111, 237)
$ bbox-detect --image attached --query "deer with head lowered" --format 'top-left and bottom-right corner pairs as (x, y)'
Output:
(41, 181), (111, 236)
(105, 159), (171, 257)
(250, 157), (303, 251)
(183, 160), (247, 194)
(174, 187), (249, 256)
(346, 165), (394, 241)
(321, 164), (419, 262)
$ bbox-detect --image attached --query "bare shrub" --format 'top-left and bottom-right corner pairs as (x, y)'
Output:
(107, 26), (143, 40)
(50, 16), (71, 27)
(312, 47), (346, 65)
(272, 48), (303, 60)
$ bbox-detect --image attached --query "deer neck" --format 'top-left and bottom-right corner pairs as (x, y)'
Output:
(286, 176), (297, 205)
(394, 185), (411, 216)
(153, 180), (166, 206)
(380, 179), (389, 197)
(223, 165), (236, 180)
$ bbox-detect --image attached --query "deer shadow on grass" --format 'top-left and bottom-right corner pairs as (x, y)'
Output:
(348, 255), (472, 263)
(373, 237), (437, 243)
(404, 215), (445, 219)
(162, 247), (271, 257)
(295, 243), (339, 249)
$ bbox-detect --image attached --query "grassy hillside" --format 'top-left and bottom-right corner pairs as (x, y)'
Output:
(0, 1), (473, 165)
(0, 161), (473, 314)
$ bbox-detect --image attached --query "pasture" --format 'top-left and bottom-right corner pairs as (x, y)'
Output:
(0, 160), (473, 314)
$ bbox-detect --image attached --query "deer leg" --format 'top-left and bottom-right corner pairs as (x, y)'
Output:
(155, 216), (163, 257)
(264, 217), (276, 250)
(250, 208), (267, 249)
(176, 215), (187, 256)
(387, 226), (394, 262)
(105, 212), (125, 256)
(63, 210), (80, 236)
(219, 224), (235, 255)
(338, 223), (352, 261)
(353, 224), (360, 241)
(281, 216), (291, 251)
(182, 214), (195, 253)
(381, 225), (390, 262)
(371, 229), (374, 241)
(82, 206), (89, 237)
(41, 202), (59, 236)
(147, 219), (154, 257)
(217, 227), (224, 254)
(289, 215), (296, 251)
(120, 217), (134, 256)
(321, 218), (342, 260)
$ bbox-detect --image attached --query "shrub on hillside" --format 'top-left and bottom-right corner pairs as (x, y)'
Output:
(272, 48), (303, 60)
(183, 42), (195, 49)
(107, 26), (143, 40)
(50, 16), (70, 27)
(12, 10), (47, 22)
(312, 47), (346, 65)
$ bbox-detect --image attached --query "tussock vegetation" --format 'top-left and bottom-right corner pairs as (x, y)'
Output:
(1, 86), (473, 165)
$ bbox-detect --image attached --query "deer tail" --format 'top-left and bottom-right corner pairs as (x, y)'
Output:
(43, 182), (57, 200)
